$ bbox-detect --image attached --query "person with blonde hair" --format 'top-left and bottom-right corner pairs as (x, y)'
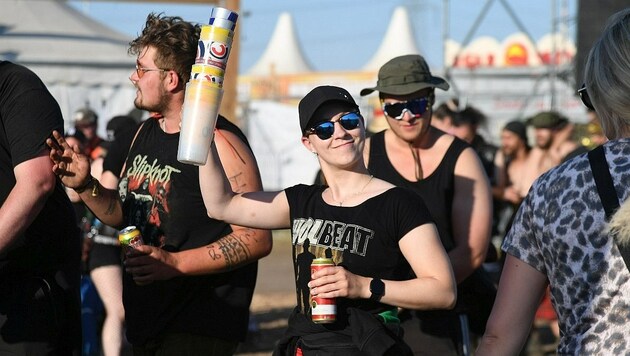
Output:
(477, 8), (630, 355)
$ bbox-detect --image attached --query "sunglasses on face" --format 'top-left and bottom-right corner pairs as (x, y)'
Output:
(382, 97), (431, 120)
(578, 83), (594, 111)
(306, 112), (362, 140)
(135, 64), (168, 79)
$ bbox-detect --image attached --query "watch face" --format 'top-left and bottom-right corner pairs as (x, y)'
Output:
(370, 278), (385, 300)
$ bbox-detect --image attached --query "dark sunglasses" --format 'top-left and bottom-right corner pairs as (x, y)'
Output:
(306, 112), (362, 140)
(382, 97), (431, 120)
(578, 83), (594, 111)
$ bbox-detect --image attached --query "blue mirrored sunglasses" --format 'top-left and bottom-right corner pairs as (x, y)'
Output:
(382, 97), (431, 120)
(306, 112), (362, 140)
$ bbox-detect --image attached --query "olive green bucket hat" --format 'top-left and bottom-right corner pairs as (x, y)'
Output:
(527, 111), (568, 129)
(360, 54), (450, 96)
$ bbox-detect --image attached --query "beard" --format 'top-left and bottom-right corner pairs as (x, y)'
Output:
(134, 87), (169, 114)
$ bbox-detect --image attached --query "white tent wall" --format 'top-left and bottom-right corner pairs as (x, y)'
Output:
(245, 100), (320, 190)
(0, 0), (138, 136)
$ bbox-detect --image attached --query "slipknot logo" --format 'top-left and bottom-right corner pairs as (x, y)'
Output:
(126, 155), (181, 185)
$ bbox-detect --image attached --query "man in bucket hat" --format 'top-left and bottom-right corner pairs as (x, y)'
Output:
(361, 55), (493, 355)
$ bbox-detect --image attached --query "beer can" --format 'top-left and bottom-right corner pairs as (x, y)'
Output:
(118, 226), (144, 251)
(310, 258), (336, 324)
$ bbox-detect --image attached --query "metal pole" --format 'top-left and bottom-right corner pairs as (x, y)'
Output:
(550, 0), (557, 110)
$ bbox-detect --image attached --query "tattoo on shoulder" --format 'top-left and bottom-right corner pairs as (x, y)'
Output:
(228, 172), (247, 193)
(206, 228), (260, 270)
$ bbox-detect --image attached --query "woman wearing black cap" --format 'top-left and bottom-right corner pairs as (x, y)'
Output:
(199, 85), (456, 355)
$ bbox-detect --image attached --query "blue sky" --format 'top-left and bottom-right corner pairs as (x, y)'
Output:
(68, 0), (578, 73)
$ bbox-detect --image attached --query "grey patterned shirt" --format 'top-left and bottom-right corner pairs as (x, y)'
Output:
(503, 139), (630, 355)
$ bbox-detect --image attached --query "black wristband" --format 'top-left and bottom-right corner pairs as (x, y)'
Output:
(74, 176), (94, 194)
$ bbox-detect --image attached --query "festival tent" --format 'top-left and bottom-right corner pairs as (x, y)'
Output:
(247, 12), (313, 76)
(362, 6), (420, 71)
(0, 0), (137, 135)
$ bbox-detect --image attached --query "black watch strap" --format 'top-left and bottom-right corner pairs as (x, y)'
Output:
(369, 278), (385, 302)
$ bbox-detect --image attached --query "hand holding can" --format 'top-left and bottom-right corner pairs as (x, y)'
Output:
(310, 258), (337, 324)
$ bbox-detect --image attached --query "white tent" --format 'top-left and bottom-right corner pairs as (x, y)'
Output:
(0, 0), (138, 135)
(247, 12), (313, 76)
(246, 100), (319, 190)
(362, 6), (420, 71)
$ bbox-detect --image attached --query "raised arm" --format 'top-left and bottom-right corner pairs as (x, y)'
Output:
(476, 254), (548, 355)
(47, 131), (125, 228)
(451, 147), (493, 282)
(199, 130), (291, 230)
(173, 129), (274, 274)
(0, 153), (56, 253)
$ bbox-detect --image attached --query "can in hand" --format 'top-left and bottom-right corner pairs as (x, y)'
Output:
(118, 226), (144, 255)
(310, 258), (336, 324)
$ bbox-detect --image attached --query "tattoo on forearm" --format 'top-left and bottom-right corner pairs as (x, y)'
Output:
(104, 195), (117, 215)
(206, 228), (260, 270)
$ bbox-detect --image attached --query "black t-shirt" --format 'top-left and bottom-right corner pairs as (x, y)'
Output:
(368, 131), (468, 251)
(0, 61), (79, 277)
(285, 184), (433, 326)
(119, 116), (257, 345)
(102, 124), (140, 178)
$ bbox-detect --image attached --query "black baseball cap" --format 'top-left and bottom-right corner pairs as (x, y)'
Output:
(299, 86), (358, 134)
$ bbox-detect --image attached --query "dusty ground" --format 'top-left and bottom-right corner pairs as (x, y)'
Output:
(235, 230), (296, 356)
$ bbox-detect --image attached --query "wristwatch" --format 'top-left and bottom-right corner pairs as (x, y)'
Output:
(369, 278), (385, 302)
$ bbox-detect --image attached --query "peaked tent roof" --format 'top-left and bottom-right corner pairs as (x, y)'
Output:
(0, 0), (134, 86)
(362, 6), (420, 71)
(247, 12), (313, 76)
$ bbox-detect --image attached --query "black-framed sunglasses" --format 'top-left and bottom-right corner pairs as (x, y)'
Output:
(382, 97), (431, 120)
(578, 83), (594, 111)
(306, 111), (362, 140)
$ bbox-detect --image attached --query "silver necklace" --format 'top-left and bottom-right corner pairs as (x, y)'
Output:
(330, 175), (374, 207)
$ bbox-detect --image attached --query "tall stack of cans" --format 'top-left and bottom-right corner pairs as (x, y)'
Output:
(177, 7), (239, 165)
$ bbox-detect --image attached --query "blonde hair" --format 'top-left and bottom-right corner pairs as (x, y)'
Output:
(607, 198), (630, 247)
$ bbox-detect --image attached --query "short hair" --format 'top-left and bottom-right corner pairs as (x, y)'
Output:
(451, 105), (486, 127)
(433, 99), (457, 121)
(583, 8), (630, 140)
(129, 13), (200, 85)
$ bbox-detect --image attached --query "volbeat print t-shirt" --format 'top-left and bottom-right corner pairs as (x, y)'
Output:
(284, 184), (433, 326)
(119, 117), (257, 345)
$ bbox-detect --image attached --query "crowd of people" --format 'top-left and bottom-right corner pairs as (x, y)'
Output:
(1, 6), (629, 356)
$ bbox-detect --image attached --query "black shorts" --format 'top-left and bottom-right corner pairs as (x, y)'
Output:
(87, 240), (122, 271)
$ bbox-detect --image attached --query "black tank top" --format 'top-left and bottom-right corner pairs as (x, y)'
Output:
(367, 131), (468, 251)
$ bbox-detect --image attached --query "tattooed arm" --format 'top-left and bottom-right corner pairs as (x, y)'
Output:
(124, 129), (272, 282)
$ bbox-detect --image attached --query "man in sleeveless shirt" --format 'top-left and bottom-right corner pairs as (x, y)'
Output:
(47, 14), (272, 355)
(360, 55), (493, 355)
